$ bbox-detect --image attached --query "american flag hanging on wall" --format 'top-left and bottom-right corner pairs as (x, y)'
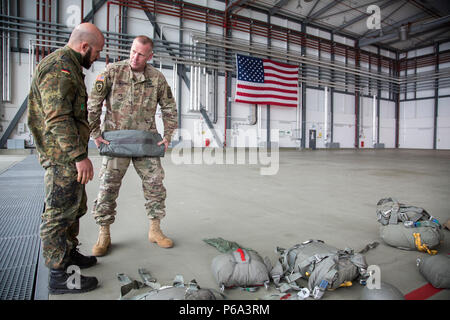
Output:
(235, 54), (299, 108)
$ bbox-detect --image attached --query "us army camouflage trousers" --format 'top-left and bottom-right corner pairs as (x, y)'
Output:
(92, 156), (166, 225)
(41, 165), (87, 269)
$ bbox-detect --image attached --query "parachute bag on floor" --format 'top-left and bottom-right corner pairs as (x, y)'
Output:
(204, 237), (273, 291)
(211, 248), (271, 290)
(118, 271), (225, 300)
(417, 254), (450, 289)
(273, 240), (374, 298)
(376, 197), (444, 254)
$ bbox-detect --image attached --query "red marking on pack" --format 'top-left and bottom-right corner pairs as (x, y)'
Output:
(236, 248), (246, 261)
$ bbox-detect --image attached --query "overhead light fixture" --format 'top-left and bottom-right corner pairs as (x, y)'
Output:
(399, 25), (408, 41)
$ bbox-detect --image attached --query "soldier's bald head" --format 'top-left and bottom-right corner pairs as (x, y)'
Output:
(69, 23), (104, 48)
(68, 23), (105, 69)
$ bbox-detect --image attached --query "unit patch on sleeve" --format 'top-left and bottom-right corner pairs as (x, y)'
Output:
(95, 75), (105, 93)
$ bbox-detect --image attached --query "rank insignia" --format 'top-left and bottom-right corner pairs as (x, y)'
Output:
(167, 87), (173, 99)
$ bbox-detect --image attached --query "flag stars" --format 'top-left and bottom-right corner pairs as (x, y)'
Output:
(237, 55), (264, 83)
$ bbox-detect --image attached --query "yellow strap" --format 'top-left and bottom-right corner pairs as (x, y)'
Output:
(339, 281), (353, 288)
(413, 233), (437, 255)
(328, 281), (353, 291)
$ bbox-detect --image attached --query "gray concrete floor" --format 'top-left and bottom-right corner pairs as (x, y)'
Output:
(4, 148), (450, 300)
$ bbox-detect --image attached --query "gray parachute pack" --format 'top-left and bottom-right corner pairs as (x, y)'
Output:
(416, 254), (450, 289)
(117, 268), (225, 300)
(204, 237), (272, 291)
(271, 239), (378, 299)
(360, 281), (405, 300)
(99, 130), (165, 158)
(376, 197), (444, 253)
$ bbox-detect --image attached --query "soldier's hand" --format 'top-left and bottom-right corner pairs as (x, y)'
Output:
(75, 158), (94, 184)
(94, 136), (110, 148)
(158, 138), (169, 152)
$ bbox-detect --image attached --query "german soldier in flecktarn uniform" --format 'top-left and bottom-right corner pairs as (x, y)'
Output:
(88, 35), (178, 257)
(27, 23), (104, 294)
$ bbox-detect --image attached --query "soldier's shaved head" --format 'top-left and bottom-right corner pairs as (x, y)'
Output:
(69, 22), (104, 48)
(68, 23), (105, 69)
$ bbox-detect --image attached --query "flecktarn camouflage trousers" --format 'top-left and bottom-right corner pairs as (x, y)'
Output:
(92, 156), (166, 225)
(41, 164), (87, 269)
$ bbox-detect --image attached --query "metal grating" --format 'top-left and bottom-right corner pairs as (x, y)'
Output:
(0, 155), (45, 300)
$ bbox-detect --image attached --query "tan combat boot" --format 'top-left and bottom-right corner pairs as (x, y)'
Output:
(92, 225), (111, 256)
(148, 219), (173, 248)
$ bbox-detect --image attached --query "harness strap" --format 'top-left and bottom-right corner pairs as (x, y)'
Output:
(358, 241), (379, 254)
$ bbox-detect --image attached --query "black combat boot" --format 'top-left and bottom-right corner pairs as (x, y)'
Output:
(69, 248), (97, 269)
(49, 268), (98, 294)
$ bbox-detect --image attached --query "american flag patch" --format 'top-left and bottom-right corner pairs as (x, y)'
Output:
(96, 75), (104, 82)
(61, 68), (71, 75)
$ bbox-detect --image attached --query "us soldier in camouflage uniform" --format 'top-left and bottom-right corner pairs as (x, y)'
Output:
(88, 35), (177, 256)
(27, 23), (104, 294)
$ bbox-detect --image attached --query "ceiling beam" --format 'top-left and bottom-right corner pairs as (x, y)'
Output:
(360, 12), (428, 40)
(269, 0), (290, 16)
(416, 0), (450, 15)
(83, 0), (107, 22)
(226, 0), (252, 13)
(359, 14), (450, 47)
(305, 0), (345, 23)
(306, 0), (321, 19)
(334, 0), (397, 32)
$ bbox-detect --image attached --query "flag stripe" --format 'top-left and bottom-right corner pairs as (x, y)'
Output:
(236, 92), (298, 101)
(263, 79), (299, 87)
(237, 83), (298, 95)
(263, 59), (298, 69)
(235, 98), (297, 107)
(264, 72), (298, 82)
(236, 87), (298, 98)
(263, 65), (299, 75)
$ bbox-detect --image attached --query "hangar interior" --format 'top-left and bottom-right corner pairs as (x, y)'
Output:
(0, 0), (449, 301)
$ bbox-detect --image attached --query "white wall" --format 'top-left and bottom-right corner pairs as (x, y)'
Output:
(333, 92), (355, 148)
(6, 0), (444, 151)
(399, 99), (434, 149)
(437, 97), (450, 150)
(380, 100), (396, 148)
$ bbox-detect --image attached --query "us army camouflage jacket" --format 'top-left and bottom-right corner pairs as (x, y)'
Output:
(88, 60), (178, 143)
(27, 45), (90, 168)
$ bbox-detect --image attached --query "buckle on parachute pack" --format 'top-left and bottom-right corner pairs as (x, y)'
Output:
(312, 280), (329, 300)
